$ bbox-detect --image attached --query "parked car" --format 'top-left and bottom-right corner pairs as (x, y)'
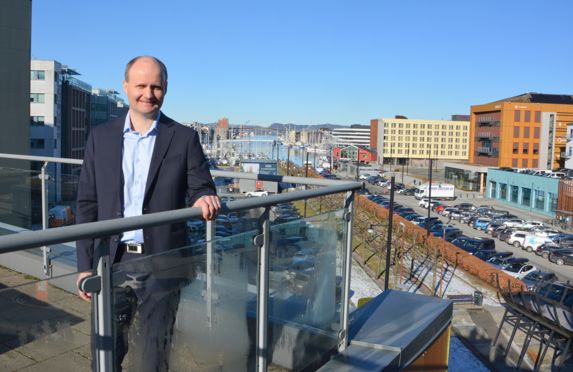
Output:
(473, 249), (498, 262)
(449, 210), (465, 221)
(454, 203), (475, 211)
(245, 190), (269, 197)
(487, 252), (514, 268)
(507, 231), (527, 248)
(491, 226), (507, 239)
(441, 208), (458, 218)
(473, 218), (492, 231)
(399, 188), (416, 196)
(503, 219), (526, 228)
(549, 249), (573, 266)
(485, 222), (502, 235)
(521, 234), (554, 253)
(451, 236), (495, 253)
(501, 258), (537, 279)
(521, 220), (545, 230)
(535, 243), (563, 259)
(498, 227), (516, 242)
(521, 271), (558, 291)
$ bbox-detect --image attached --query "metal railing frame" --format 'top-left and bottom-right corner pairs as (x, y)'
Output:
(0, 152), (362, 372)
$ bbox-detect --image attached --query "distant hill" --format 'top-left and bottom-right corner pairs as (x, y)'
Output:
(268, 123), (357, 131)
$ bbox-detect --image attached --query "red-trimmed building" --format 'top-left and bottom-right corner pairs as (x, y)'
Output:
(333, 145), (376, 164)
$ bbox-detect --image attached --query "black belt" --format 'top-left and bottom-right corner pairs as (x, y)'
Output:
(119, 242), (144, 254)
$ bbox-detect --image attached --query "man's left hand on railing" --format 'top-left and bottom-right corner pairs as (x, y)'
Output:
(77, 271), (92, 302)
(192, 195), (221, 220)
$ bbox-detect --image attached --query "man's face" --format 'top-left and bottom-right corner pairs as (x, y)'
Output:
(123, 58), (167, 119)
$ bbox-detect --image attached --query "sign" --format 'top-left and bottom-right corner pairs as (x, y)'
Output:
(255, 180), (263, 189)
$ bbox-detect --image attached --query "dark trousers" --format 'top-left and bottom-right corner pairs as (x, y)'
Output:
(91, 252), (182, 372)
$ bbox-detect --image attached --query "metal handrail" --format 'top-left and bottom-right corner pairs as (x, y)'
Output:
(0, 152), (83, 165)
(0, 181), (360, 254)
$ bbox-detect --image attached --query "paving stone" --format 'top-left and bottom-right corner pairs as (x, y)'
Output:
(17, 350), (90, 372)
(0, 343), (36, 371)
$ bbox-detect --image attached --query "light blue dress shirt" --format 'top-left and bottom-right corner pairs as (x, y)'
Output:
(121, 112), (159, 243)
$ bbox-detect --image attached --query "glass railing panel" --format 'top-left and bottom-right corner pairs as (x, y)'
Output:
(0, 167), (40, 231)
(267, 209), (346, 371)
(111, 228), (258, 371)
(0, 266), (90, 370)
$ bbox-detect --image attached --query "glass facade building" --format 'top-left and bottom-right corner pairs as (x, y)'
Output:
(486, 168), (559, 217)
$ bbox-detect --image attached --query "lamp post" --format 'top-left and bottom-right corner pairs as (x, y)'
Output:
(427, 150), (433, 237)
(303, 149), (309, 217)
(384, 176), (396, 290)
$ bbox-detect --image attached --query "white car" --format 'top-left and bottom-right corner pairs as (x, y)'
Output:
(502, 260), (538, 279)
(521, 234), (554, 253)
(502, 219), (526, 228)
(245, 190), (269, 197)
(507, 231), (527, 248)
(418, 198), (437, 209)
(521, 220), (545, 230)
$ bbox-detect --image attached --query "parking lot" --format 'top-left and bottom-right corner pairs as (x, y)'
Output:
(364, 182), (573, 283)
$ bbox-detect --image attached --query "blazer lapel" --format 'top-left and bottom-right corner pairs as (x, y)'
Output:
(144, 113), (175, 199)
(108, 117), (125, 204)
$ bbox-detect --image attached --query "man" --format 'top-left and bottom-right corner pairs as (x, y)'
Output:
(76, 56), (220, 371)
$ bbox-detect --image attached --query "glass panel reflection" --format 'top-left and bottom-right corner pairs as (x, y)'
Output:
(112, 230), (258, 371)
(266, 209), (345, 371)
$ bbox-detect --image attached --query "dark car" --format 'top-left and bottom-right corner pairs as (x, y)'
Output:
(491, 226), (506, 239)
(432, 227), (463, 241)
(404, 213), (421, 221)
(455, 203), (475, 211)
(549, 249), (573, 266)
(473, 249), (498, 262)
(400, 188), (417, 196)
(498, 228), (516, 242)
(521, 270), (558, 291)
(452, 236), (496, 253)
(535, 243), (563, 259)
(485, 222), (502, 235)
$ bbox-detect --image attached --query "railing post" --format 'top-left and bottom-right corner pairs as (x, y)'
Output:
(93, 239), (114, 372)
(205, 220), (215, 327)
(40, 162), (52, 277)
(254, 207), (270, 372)
(339, 191), (354, 352)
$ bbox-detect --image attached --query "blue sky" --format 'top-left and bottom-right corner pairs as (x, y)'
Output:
(31, 0), (573, 126)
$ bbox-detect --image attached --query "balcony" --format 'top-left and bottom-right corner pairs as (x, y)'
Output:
(475, 147), (499, 157)
(0, 153), (452, 371)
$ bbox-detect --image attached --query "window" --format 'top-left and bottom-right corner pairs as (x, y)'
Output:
(524, 127), (530, 138)
(534, 190), (545, 210)
(512, 158), (518, 167)
(522, 187), (531, 206)
(532, 159), (538, 168)
(513, 142), (519, 154)
(533, 143), (539, 155)
(30, 70), (45, 80)
(533, 127), (540, 139)
(514, 110), (521, 122)
(30, 139), (45, 149)
(500, 183), (508, 199)
(523, 143), (529, 154)
(30, 116), (45, 126)
(522, 159), (528, 168)
(524, 111), (531, 122)
(510, 185), (519, 203)
(535, 111), (541, 122)
(30, 93), (45, 103)
(549, 192), (557, 212)
(514, 126), (520, 137)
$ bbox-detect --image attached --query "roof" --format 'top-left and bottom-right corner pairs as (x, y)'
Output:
(495, 92), (573, 105)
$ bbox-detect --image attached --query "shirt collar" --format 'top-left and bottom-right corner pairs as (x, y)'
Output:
(123, 111), (161, 136)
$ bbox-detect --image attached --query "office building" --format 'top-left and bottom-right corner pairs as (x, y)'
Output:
(370, 117), (470, 165)
(332, 125), (370, 147)
(90, 88), (128, 129)
(470, 92), (573, 169)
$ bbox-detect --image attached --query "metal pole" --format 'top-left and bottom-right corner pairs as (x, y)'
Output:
(384, 176), (395, 290)
(401, 158), (405, 185)
(427, 157), (433, 236)
(206, 220), (215, 327)
(355, 149), (360, 181)
(94, 240), (114, 372)
(286, 145), (290, 176)
(304, 150), (309, 217)
(406, 144), (410, 175)
(255, 208), (271, 372)
(340, 191), (354, 352)
(40, 162), (52, 277)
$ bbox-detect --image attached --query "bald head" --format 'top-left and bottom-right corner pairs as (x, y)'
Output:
(124, 56), (168, 85)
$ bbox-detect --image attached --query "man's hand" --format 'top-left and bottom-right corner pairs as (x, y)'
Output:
(77, 271), (93, 302)
(192, 195), (221, 220)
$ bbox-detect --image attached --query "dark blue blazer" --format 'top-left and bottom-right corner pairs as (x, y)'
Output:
(76, 112), (216, 272)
